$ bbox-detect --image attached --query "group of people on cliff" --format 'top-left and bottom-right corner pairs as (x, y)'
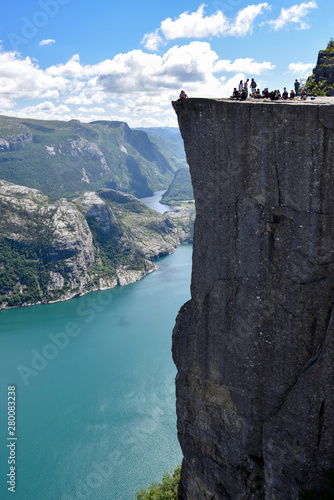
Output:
(175, 78), (308, 105)
(230, 78), (307, 101)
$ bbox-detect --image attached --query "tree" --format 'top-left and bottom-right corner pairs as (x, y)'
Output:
(135, 465), (181, 500)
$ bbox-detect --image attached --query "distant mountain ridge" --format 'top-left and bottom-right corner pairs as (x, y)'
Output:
(0, 116), (183, 200)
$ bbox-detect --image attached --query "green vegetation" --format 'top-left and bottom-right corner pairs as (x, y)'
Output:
(135, 465), (181, 500)
(305, 41), (334, 96)
(305, 76), (334, 96)
(161, 168), (194, 206)
(0, 117), (193, 309)
(299, 470), (334, 499)
(0, 117), (184, 200)
(325, 40), (334, 52)
(97, 189), (194, 254)
(87, 214), (147, 277)
(174, 200), (195, 210)
(0, 236), (52, 307)
(0, 179), (193, 308)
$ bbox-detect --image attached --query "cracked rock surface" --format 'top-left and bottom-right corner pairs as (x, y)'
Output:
(172, 98), (334, 499)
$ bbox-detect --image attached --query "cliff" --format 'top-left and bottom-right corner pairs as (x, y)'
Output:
(306, 39), (334, 96)
(172, 98), (334, 499)
(0, 180), (194, 308)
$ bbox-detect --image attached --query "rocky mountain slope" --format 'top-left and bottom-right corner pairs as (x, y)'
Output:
(172, 98), (334, 499)
(136, 126), (188, 172)
(0, 116), (182, 200)
(306, 39), (334, 96)
(0, 179), (194, 309)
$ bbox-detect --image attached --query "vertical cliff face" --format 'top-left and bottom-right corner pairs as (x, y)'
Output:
(172, 98), (334, 499)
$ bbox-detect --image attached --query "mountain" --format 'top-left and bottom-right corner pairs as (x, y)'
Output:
(306, 39), (334, 96)
(135, 127), (188, 172)
(0, 116), (179, 200)
(135, 126), (184, 142)
(0, 180), (194, 309)
(160, 167), (194, 206)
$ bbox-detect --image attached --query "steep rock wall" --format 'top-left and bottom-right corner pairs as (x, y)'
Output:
(172, 98), (334, 499)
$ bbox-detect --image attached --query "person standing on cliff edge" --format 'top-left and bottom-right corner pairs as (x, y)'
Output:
(294, 79), (300, 96)
(244, 78), (250, 97)
(250, 78), (257, 97)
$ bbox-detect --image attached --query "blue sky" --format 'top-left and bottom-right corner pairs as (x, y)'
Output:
(0, 0), (332, 127)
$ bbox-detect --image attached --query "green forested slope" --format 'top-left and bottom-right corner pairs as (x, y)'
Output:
(161, 167), (194, 206)
(0, 116), (180, 200)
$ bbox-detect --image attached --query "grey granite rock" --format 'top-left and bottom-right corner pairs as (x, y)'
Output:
(172, 98), (334, 499)
(307, 40), (334, 96)
(0, 132), (32, 152)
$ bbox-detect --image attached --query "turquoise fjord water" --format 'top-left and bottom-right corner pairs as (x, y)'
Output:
(0, 244), (192, 500)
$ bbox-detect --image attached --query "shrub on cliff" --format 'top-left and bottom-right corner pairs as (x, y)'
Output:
(135, 465), (181, 499)
(305, 76), (334, 96)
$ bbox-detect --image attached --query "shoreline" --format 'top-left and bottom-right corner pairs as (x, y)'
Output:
(0, 245), (185, 311)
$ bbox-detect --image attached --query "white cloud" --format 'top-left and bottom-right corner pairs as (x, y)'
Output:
(0, 35), (276, 127)
(39, 39), (56, 46)
(159, 42), (220, 83)
(0, 49), (67, 110)
(228, 4), (271, 36)
(20, 102), (70, 113)
(267, 1), (317, 30)
(288, 62), (314, 74)
(98, 49), (167, 93)
(0, 97), (15, 110)
(46, 54), (84, 78)
(142, 30), (164, 51)
(107, 102), (119, 108)
(98, 42), (275, 96)
(41, 89), (60, 99)
(77, 107), (105, 113)
(0, 40), (275, 125)
(64, 91), (106, 105)
(32, 101), (55, 111)
(160, 4), (229, 40)
(7, 102), (71, 121)
(214, 57), (275, 75)
(98, 42), (221, 94)
(142, 3), (270, 50)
